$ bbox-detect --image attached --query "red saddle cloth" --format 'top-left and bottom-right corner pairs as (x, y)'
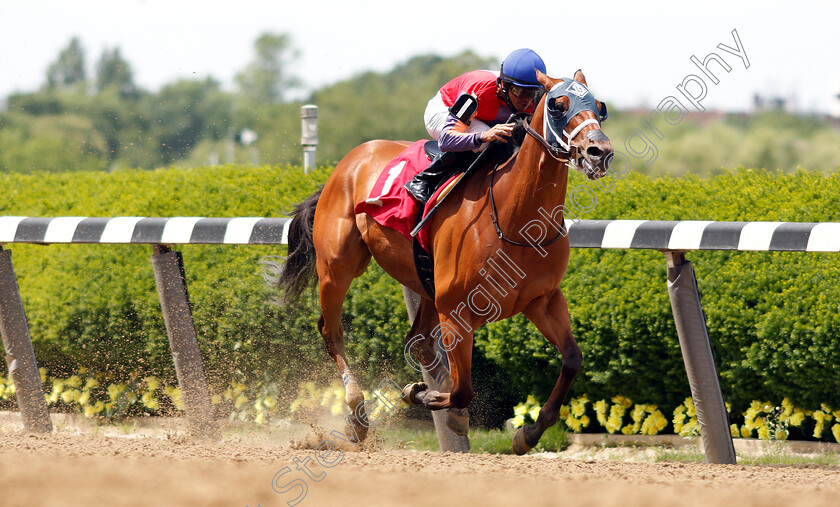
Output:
(354, 140), (453, 252)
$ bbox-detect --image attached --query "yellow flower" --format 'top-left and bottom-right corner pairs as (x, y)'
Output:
(740, 425), (751, 438)
(79, 391), (91, 405)
(609, 404), (627, 420)
(84, 378), (99, 390)
(61, 388), (81, 404)
(511, 415), (525, 428)
(832, 424), (840, 443)
(107, 383), (127, 401)
(612, 395), (632, 409)
(65, 375), (82, 388)
(621, 424), (633, 435)
(526, 394), (539, 407)
(780, 398), (794, 418)
(684, 398), (696, 418)
(641, 416), (655, 436)
(211, 394), (222, 405)
(757, 425), (769, 440)
(678, 420), (699, 437)
(263, 395), (277, 409)
(789, 410), (805, 427)
(255, 412), (265, 424)
(571, 399), (586, 418)
(631, 405), (646, 424)
(142, 392), (159, 411)
(730, 424), (740, 437)
(529, 405), (541, 422)
(39, 368), (48, 383)
(145, 376), (160, 392)
(653, 411), (668, 432)
(559, 405), (570, 419)
(605, 416), (622, 434)
(51, 380), (65, 396)
(514, 403), (528, 417)
(165, 387), (183, 410)
(235, 394), (248, 410)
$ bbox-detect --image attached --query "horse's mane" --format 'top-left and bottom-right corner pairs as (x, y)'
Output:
(481, 113), (529, 166)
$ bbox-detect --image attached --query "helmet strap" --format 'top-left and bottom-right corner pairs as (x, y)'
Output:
(496, 77), (519, 113)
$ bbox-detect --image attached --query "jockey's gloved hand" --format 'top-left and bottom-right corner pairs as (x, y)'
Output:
(480, 123), (515, 143)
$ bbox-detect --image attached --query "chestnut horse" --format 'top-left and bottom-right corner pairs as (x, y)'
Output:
(276, 70), (613, 454)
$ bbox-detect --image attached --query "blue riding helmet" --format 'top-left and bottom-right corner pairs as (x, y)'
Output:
(500, 48), (546, 88)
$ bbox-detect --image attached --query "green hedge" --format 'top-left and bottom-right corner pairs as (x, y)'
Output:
(2, 165), (840, 426)
(479, 168), (840, 415)
(0, 166), (332, 387)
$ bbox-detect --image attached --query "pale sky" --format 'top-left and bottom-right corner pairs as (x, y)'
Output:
(1, 0), (839, 114)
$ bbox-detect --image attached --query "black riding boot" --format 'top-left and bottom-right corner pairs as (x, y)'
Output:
(405, 151), (470, 204)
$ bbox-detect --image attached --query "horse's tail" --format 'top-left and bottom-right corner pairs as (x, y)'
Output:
(264, 187), (322, 305)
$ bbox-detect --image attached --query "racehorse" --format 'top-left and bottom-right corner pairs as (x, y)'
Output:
(275, 70), (613, 454)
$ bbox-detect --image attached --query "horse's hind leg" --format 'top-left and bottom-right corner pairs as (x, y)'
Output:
(402, 300), (471, 436)
(513, 287), (582, 455)
(314, 215), (372, 442)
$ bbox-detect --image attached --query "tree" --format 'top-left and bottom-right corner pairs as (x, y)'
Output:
(95, 47), (137, 97)
(235, 32), (301, 104)
(46, 37), (87, 90)
(152, 77), (232, 163)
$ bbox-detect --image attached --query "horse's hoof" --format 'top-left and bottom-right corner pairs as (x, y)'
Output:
(401, 382), (428, 405)
(445, 407), (470, 436)
(345, 410), (369, 444)
(512, 426), (533, 456)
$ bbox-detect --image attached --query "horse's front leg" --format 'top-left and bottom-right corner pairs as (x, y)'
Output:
(513, 287), (582, 455)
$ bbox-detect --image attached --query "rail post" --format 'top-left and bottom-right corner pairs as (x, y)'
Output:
(301, 105), (318, 173)
(151, 245), (219, 440)
(665, 251), (736, 464)
(401, 286), (470, 453)
(0, 247), (52, 433)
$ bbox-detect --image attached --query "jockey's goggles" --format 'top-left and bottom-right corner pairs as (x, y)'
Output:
(509, 84), (541, 100)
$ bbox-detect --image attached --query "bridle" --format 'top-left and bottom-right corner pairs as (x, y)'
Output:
(489, 78), (608, 248)
(523, 78), (608, 164)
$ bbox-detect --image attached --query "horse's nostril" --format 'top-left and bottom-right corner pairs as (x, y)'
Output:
(586, 146), (603, 159)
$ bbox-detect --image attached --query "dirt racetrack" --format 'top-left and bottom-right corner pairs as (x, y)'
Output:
(2, 414), (840, 507)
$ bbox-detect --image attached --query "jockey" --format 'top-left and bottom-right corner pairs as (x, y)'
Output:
(405, 48), (547, 204)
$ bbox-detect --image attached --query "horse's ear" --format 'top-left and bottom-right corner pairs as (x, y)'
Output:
(573, 69), (587, 86)
(536, 69), (559, 89)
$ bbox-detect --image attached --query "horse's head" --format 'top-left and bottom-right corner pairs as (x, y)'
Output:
(532, 70), (613, 179)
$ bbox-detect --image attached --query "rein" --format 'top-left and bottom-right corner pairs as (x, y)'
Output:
(521, 120), (573, 162)
(488, 160), (566, 248)
(487, 112), (577, 248)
